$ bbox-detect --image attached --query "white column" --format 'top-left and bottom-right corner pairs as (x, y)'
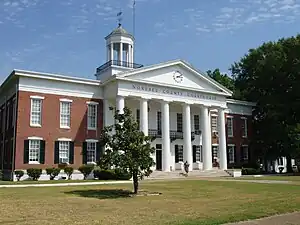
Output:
(116, 96), (125, 114)
(218, 108), (227, 170)
(131, 45), (134, 63)
(162, 101), (171, 172)
(140, 98), (148, 136)
(201, 106), (213, 170)
(119, 42), (123, 65)
(110, 43), (114, 61)
(183, 103), (193, 171)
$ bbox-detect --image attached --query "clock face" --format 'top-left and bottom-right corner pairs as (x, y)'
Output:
(173, 71), (183, 83)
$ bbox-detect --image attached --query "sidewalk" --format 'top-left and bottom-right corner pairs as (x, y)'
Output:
(225, 212), (300, 225)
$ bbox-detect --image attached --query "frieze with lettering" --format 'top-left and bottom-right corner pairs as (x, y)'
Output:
(132, 84), (217, 100)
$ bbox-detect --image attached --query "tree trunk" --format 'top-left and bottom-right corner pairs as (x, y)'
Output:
(132, 171), (139, 194)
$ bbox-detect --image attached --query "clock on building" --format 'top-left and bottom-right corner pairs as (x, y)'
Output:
(173, 71), (183, 83)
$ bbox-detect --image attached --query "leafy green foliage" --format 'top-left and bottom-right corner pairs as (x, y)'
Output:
(64, 166), (74, 180)
(99, 107), (155, 194)
(93, 168), (131, 180)
(46, 168), (61, 180)
(27, 168), (42, 181)
(78, 164), (95, 180)
(231, 34), (300, 169)
(207, 69), (235, 92)
(14, 170), (24, 181)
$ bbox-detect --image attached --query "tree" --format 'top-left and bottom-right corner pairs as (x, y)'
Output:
(99, 107), (155, 194)
(231, 34), (300, 170)
(206, 68), (235, 93)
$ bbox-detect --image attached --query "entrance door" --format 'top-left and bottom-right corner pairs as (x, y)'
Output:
(212, 145), (219, 167)
(156, 144), (162, 170)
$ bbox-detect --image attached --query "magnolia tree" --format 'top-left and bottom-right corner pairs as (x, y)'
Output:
(99, 106), (155, 194)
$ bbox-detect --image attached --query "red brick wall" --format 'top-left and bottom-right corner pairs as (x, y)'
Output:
(14, 91), (103, 170)
(225, 113), (253, 166)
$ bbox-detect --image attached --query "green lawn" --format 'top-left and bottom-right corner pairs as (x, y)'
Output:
(0, 179), (122, 185)
(0, 179), (299, 225)
(237, 175), (300, 182)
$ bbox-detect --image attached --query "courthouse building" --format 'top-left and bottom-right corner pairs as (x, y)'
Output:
(0, 24), (256, 180)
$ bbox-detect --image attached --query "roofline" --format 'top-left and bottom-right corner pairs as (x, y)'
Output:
(226, 98), (256, 106)
(12, 69), (101, 86)
(0, 70), (17, 92)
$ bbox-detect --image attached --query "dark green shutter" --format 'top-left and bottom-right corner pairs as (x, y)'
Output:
(240, 146), (244, 163)
(82, 142), (87, 164)
(54, 141), (59, 164)
(96, 142), (102, 163)
(23, 140), (29, 164)
(69, 141), (74, 164)
(192, 145), (196, 163)
(39, 140), (45, 164)
(175, 145), (179, 163)
(234, 146), (237, 163)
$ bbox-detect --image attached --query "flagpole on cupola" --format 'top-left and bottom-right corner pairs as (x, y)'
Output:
(133, 0), (136, 63)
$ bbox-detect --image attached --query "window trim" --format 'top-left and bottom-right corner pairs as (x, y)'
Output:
(211, 115), (218, 132)
(241, 117), (248, 138)
(58, 140), (70, 164)
(28, 139), (42, 164)
(57, 137), (72, 142)
(227, 144), (235, 164)
(59, 101), (71, 129)
(227, 116), (234, 137)
(87, 103), (97, 130)
(30, 98), (42, 127)
(86, 139), (98, 164)
(242, 144), (249, 161)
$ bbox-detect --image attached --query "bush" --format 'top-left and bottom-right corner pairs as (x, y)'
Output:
(93, 169), (115, 180)
(0, 170), (2, 180)
(114, 168), (132, 180)
(46, 168), (61, 180)
(78, 164), (94, 179)
(14, 170), (24, 181)
(27, 168), (42, 181)
(242, 168), (260, 175)
(58, 163), (68, 169)
(64, 166), (74, 180)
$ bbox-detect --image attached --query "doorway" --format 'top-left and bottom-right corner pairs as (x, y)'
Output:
(155, 144), (162, 170)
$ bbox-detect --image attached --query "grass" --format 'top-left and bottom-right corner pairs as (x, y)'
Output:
(0, 180), (300, 225)
(0, 179), (122, 185)
(237, 175), (300, 182)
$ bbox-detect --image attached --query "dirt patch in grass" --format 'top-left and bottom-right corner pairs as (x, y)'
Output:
(0, 180), (299, 225)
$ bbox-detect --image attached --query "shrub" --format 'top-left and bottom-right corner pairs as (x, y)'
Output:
(64, 166), (74, 180)
(242, 168), (260, 175)
(27, 168), (42, 181)
(94, 169), (115, 180)
(46, 167), (61, 180)
(0, 170), (2, 180)
(58, 163), (69, 170)
(14, 170), (24, 181)
(78, 164), (94, 179)
(114, 168), (132, 180)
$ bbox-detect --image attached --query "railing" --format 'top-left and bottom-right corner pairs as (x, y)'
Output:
(148, 129), (202, 142)
(96, 60), (143, 73)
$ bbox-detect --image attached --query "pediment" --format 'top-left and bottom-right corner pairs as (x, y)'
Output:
(116, 60), (232, 96)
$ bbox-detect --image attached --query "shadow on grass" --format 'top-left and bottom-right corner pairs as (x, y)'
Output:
(65, 189), (133, 199)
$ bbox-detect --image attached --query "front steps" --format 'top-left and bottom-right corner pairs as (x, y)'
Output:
(145, 168), (230, 180)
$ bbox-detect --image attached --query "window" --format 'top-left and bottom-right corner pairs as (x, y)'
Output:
(59, 141), (69, 163)
(228, 145), (235, 163)
(242, 145), (249, 161)
(156, 144), (162, 150)
(60, 101), (71, 128)
(30, 98), (42, 126)
(241, 117), (248, 137)
(157, 111), (161, 132)
(87, 103), (97, 130)
(193, 145), (202, 162)
(227, 117), (233, 137)
(175, 145), (183, 163)
(211, 115), (217, 131)
(212, 145), (219, 160)
(177, 113), (183, 132)
(87, 142), (97, 163)
(194, 115), (200, 131)
(136, 109), (140, 129)
(29, 140), (40, 163)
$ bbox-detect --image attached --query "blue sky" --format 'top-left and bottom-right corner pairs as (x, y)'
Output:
(0, 0), (300, 82)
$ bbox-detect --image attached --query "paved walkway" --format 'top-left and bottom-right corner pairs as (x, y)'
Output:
(225, 212), (300, 225)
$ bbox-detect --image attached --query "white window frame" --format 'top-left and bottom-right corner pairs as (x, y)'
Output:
(227, 116), (234, 137)
(194, 115), (200, 131)
(87, 102), (98, 130)
(177, 113), (183, 132)
(241, 117), (248, 138)
(60, 99), (72, 129)
(30, 96), (44, 127)
(58, 139), (70, 164)
(28, 136), (43, 164)
(86, 139), (98, 164)
(228, 144), (235, 163)
(242, 145), (249, 161)
(211, 115), (218, 132)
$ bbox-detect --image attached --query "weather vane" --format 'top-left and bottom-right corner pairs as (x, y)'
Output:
(117, 11), (123, 27)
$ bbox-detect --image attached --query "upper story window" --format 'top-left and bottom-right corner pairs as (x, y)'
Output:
(30, 96), (44, 127)
(87, 102), (98, 130)
(60, 99), (72, 129)
(227, 116), (233, 137)
(241, 117), (248, 138)
(157, 111), (161, 132)
(211, 115), (218, 132)
(177, 113), (183, 132)
(194, 115), (200, 131)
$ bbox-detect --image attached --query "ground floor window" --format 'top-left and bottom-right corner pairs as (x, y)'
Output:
(29, 140), (40, 163)
(227, 145), (235, 163)
(193, 145), (202, 162)
(212, 145), (219, 160)
(241, 145), (249, 161)
(175, 145), (183, 163)
(59, 141), (69, 164)
(87, 142), (97, 163)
